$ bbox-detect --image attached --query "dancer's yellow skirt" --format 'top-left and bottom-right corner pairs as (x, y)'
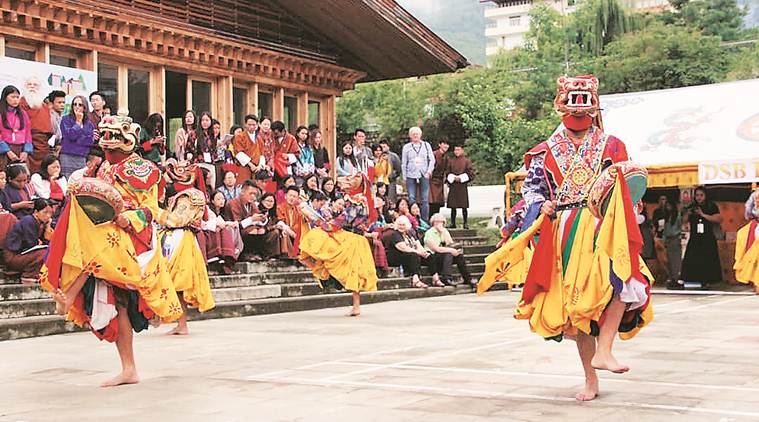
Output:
(513, 210), (654, 340)
(39, 196), (183, 326)
(160, 229), (216, 312)
(735, 222), (759, 293)
(299, 228), (378, 292)
(479, 231), (535, 293)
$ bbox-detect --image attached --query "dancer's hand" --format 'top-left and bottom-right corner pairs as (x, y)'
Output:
(541, 200), (556, 216)
(115, 214), (130, 229)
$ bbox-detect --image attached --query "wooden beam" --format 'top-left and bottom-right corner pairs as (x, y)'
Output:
(217, 75), (233, 131)
(321, 95), (336, 179)
(248, 82), (258, 119)
(272, 87), (284, 121)
(149, 65), (165, 117)
(79, 49), (97, 72)
(36, 42), (49, 62)
(117, 64), (128, 112)
(296, 91), (308, 127)
(0, 36), (5, 56)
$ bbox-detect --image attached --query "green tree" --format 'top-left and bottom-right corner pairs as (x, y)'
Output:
(598, 22), (727, 93)
(663, 0), (747, 41)
(570, 0), (634, 56)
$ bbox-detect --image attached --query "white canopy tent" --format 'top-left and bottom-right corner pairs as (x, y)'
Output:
(600, 78), (759, 186)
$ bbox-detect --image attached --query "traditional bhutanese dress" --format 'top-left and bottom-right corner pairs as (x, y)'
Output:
(481, 127), (654, 341)
(158, 189), (215, 313)
(734, 190), (759, 293)
(40, 154), (183, 342)
(299, 190), (378, 293)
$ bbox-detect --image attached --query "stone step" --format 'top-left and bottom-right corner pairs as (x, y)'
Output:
(211, 285), (282, 302)
(462, 244), (496, 255)
(0, 286), (482, 341)
(0, 276), (21, 285)
(449, 228), (478, 238)
(279, 271), (483, 298)
(0, 315), (83, 341)
(192, 286), (475, 322)
(451, 236), (489, 247)
(0, 299), (56, 319)
(0, 284), (49, 301)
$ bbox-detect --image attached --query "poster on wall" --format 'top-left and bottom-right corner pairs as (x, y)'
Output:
(0, 56), (97, 113)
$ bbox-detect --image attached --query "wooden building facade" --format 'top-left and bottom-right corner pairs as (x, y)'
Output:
(0, 0), (467, 162)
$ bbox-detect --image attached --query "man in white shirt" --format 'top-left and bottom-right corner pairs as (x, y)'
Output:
(401, 126), (435, 221)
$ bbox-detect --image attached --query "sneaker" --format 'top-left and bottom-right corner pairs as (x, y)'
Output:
(666, 280), (684, 290)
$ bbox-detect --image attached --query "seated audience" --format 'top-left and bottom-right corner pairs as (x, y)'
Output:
(410, 202), (430, 236)
(31, 155), (67, 204)
(254, 169), (276, 195)
(69, 149), (104, 183)
(218, 171), (241, 202)
(3, 198), (52, 283)
(321, 177), (338, 202)
(276, 186), (305, 259)
(202, 190), (243, 274)
(425, 213), (475, 287)
(300, 173), (321, 200)
(1, 164), (34, 218)
(228, 180), (268, 261)
(382, 215), (437, 288)
(391, 197), (418, 229)
(255, 192), (286, 259)
(276, 175), (296, 205)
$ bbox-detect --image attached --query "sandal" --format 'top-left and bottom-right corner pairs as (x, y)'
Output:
(431, 275), (445, 287)
(411, 276), (428, 289)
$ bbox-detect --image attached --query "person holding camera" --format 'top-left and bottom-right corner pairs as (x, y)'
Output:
(679, 186), (722, 289)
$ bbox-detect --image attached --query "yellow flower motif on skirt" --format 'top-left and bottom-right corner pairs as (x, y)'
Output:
(118, 266), (129, 276)
(160, 288), (169, 300)
(85, 261), (102, 275)
(169, 302), (182, 314)
(38, 266), (49, 284)
(106, 232), (120, 247)
(571, 287), (581, 306)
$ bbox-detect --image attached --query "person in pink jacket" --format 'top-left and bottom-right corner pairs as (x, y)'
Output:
(0, 85), (33, 171)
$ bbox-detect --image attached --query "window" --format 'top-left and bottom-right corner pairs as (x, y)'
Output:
(283, 96), (297, 132)
(50, 55), (77, 68)
(509, 16), (521, 26)
(5, 46), (35, 61)
(233, 87), (248, 125)
(486, 20), (497, 29)
(128, 69), (149, 124)
(258, 92), (273, 119)
(192, 80), (211, 114)
(308, 100), (320, 128)
(97, 63), (119, 112)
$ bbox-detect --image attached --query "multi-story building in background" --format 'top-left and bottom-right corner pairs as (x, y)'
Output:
(483, 0), (670, 59)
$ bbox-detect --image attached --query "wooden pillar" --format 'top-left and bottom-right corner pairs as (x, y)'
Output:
(117, 65), (128, 112)
(248, 82), (258, 118)
(216, 75), (233, 131)
(272, 87), (284, 121)
(320, 95), (337, 178)
(149, 66), (165, 117)
(296, 92), (308, 127)
(36, 43), (49, 63)
(0, 36), (6, 57)
(79, 50), (98, 72)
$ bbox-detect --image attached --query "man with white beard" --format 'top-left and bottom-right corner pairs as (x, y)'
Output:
(19, 76), (53, 173)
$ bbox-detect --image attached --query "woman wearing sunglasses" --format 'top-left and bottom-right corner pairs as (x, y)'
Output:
(59, 95), (95, 179)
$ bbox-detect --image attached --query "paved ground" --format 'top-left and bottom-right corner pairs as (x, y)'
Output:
(2, 291), (759, 422)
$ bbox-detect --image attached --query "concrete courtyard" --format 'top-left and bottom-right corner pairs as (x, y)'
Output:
(1, 291), (759, 422)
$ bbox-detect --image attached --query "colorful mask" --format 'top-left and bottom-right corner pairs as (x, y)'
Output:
(98, 110), (141, 153)
(165, 158), (199, 187)
(554, 75), (601, 131)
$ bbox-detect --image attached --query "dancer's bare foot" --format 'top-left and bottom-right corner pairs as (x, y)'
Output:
(591, 352), (629, 374)
(346, 307), (360, 317)
(52, 288), (74, 315)
(101, 369), (139, 388)
(166, 325), (189, 335)
(575, 377), (599, 401)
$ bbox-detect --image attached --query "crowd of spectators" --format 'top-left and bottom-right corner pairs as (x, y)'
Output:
(0, 83), (478, 287)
